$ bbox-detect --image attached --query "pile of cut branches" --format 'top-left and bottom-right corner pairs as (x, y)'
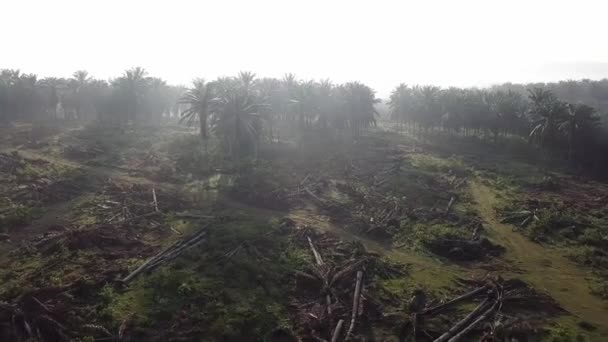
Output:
(0, 282), (117, 342)
(97, 180), (186, 225)
(402, 277), (565, 341)
(291, 231), (406, 341)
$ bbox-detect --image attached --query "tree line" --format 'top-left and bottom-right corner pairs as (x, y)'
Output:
(2, 67), (608, 171)
(0, 68), (380, 159)
(388, 83), (608, 171)
(0, 68), (182, 124)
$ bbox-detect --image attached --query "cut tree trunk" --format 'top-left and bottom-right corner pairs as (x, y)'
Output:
(331, 319), (344, 342)
(346, 270), (363, 341)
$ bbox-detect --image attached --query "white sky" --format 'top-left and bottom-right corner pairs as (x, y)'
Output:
(2, 0), (608, 97)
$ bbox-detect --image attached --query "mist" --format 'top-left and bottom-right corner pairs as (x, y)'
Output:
(2, 1), (608, 341)
(3, 0), (608, 96)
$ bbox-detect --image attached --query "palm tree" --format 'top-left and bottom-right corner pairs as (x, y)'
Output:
(72, 71), (91, 119)
(211, 87), (263, 159)
(16, 73), (40, 120)
(340, 82), (379, 136)
(40, 77), (65, 120)
(145, 77), (170, 124)
(72, 70), (91, 89)
(115, 67), (150, 122)
(438, 87), (466, 134)
(237, 71), (256, 91)
(388, 84), (413, 130)
(528, 88), (567, 148)
(179, 79), (214, 147)
(559, 103), (600, 162)
(415, 85), (441, 133)
(0, 70), (11, 122)
(316, 79), (334, 129)
(495, 90), (527, 136)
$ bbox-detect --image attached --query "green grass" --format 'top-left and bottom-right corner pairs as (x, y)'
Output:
(410, 153), (469, 175)
(97, 215), (301, 340)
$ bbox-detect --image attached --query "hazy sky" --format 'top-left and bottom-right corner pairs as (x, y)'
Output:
(2, 0), (608, 96)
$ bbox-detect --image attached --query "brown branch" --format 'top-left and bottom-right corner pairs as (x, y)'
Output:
(331, 319), (345, 342)
(305, 188), (327, 207)
(122, 225), (209, 283)
(329, 259), (366, 287)
(422, 285), (488, 316)
(174, 213), (215, 219)
(307, 236), (325, 265)
(445, 196), (456, 215)
(433, 297), (490, 342)
(446, 299), (499, 342)
(307, 236), (332, 320)
(345, 270), (363, 341)
(152, 187), (159, 212)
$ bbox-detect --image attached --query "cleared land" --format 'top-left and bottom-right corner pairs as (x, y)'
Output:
(1, 122), (607, 341)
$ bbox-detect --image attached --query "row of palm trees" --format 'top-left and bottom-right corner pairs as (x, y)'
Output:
(1, 68), (380, 159)
(388, 85), (532, 138)
(0, 68), (182, 124)
(387, 84), (603, 164)
(178, 72), (380, 158)
(2, 67), (607, 165)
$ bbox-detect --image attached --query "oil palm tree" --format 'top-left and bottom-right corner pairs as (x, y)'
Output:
(40, 77), (65, 119)
(69, 70), (92, 119)
(340, 82), (379, 136)
(416, 85), (441, 132)
(179, 79), (214, 147)
(528, 88), (567, 148)
(211, 88), (263, 159)
(388, 84), (413, 129)
(316, 79), (334, 129)
(559, 103), (600, 162)
(117, 67), (149, 122)
(72, 70), (91, 89)
(237, 71), (256, 91)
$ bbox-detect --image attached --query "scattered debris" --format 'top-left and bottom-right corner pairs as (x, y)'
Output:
(345, 270), (363, 340)
(121, 224), (210, 283)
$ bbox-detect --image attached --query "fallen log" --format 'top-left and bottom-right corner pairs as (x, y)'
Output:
(307, 236), (325, 265)
(454, 178), (466, 189)
(445, 196), (456, 215)
(300, 173), (311, 186)
(330, 259), (366, 287)
(152, 187), (159, 212)
(305, 188), (327, 207)
(118, 211), (159, 224)
(433, 297), (490, 342)
(174, 212), (215, 219)
(331, 319), (345, 342)
(295, 270), (319, 283)
(422, 285), (488, 315)
(345, 270), (363, 341)
(519, 215), (532, 228)
(122, 224), (209, 283)
(447, 299), (499, 342)
(307, 236), (332, 319)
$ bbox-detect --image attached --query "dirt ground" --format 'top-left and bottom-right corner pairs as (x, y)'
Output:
(1, 122), (607, 341)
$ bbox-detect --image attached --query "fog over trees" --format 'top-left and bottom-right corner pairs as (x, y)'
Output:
(2, 68), (608, 173)
(4, 62), (608, 341)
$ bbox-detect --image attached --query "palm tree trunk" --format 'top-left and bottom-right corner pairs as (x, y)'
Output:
(568, 122), (576, 163)
(201, 111), (208, 154)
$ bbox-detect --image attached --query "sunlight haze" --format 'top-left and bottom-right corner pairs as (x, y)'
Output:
(3, 0), (608, 96)
(4, 1), (608, 340)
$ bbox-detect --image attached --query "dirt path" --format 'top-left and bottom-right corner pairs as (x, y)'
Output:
(470, 180), (608, 336)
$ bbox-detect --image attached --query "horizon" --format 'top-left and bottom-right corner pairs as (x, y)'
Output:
(2, 0), (608, 97)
